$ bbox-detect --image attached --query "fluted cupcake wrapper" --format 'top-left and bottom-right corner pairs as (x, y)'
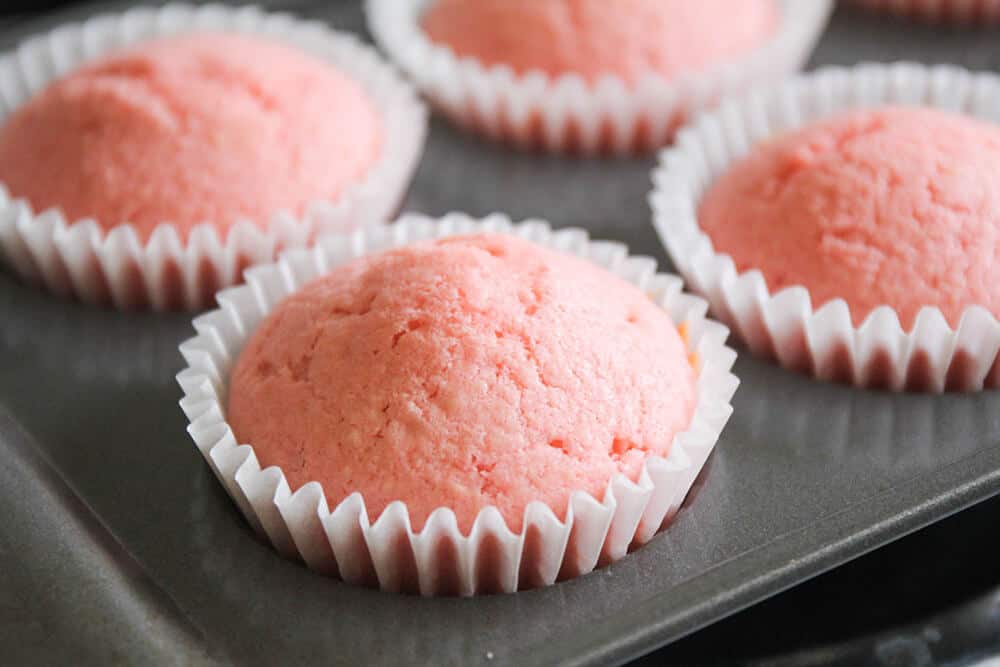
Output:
(0, 3), (427, 311)
(176, 213), (739, 596)
(850, 0), (1000, 24)
(651, 62), (1000, 392)
(365, 0), (831, 156)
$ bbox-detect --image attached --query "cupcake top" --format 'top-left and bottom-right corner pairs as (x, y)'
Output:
(0, 32), (382, 241)
(699, 106), (1000, 329)
(227, 234), (697, 533)
(420, 0), (778, 85)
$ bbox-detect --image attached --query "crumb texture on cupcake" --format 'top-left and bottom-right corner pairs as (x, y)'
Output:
(227, 234), (696, 532)
(699, 106), (1000, 328)
(420, 0), (777, 84)
(0, 32), (382, 241)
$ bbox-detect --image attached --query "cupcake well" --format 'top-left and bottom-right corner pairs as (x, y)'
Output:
(0, 3), (427, 311)
(850, 0), (1000, 24)
(177, 213), (739, 596)
(651, 63), (1000, 392)
(365, 0), (832, 155)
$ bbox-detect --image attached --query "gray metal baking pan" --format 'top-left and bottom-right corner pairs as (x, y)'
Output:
(1, 2), (999, 665)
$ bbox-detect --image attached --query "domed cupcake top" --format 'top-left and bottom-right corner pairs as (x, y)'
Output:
(699, 106), (1000, 328)
(421, 0), (778, 84)
(0, 32), (382, 241)
(227, 233), (697, 532)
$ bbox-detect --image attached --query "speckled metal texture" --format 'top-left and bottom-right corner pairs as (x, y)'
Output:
(1, 2), (999, 666)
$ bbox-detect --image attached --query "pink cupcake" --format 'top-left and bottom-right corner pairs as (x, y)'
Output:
(178, 214), (738, 595)
(652, 63), (1000, 391)
(367, 0), (831, 154)
(0, 5), (425, 310)
(699, 106), (1000, 333)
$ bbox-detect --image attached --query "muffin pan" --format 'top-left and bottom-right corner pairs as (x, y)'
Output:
(2, 2), (1000, 666)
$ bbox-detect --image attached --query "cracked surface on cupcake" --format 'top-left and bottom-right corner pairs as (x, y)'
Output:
(227, 234), (696, 532)
(699, 106), (1000, 328)
(0, 32), (382, 241)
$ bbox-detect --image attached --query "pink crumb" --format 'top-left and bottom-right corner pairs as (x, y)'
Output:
(227, 234), (697, 533)
(421, 0), (777, 85)
(0, 32), (382, 241)
(699, 106), (1000, 329)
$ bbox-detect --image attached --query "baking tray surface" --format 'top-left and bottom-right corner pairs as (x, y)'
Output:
(1, 3), (999, 666)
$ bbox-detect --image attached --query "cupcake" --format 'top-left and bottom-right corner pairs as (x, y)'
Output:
(0, 5), (426, 310)
(178, 214), (738, 595)
(421, 0), (777, 85)
(1, 33), (381, 244)
(652, 63), (1000, 391)
(849, 0), (1000, 24)
(366, 0), (831, 154)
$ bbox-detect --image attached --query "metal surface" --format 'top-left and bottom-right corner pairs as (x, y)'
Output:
(649, 493), (1000, 666)
(1, 3), (1000, 666)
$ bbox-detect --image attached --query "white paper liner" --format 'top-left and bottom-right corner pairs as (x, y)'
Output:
(365, 0), (831, 155)
(850, 0), (1000, 23)
(651, 62), (1000, 392)
(176, 213), (739, 596)
(0, 3), (427, 311)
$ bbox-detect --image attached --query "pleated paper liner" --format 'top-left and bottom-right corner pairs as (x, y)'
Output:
(0, 3), (426, 311)
(177, 213), (739, 596)
(651, 62), (1000, 392)
(365, 0), (832, 155)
